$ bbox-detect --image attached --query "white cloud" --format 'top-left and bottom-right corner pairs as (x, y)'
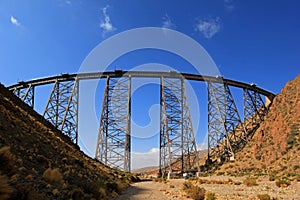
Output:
(10, 16), (21, 26)
(131, 148), (159, 170)
(99, 6), (115, 36)
(224, 0), (235, 11)
(197, 142), (208, 150)
(162, 14), (175, 29)
(195, 17), (221, 39)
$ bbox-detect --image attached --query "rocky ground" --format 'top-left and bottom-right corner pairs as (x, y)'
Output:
(0, 83), (136, 200)
(128, 75), (300, 200)
(116, 176), (300, 200)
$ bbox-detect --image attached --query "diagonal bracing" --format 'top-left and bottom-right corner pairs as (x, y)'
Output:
(13, 84), (35, 108)
(243, 88), (268, 135)
(160, 77), (199, 176)
(207, 81), (247, 162)
(95, 76), (131, 172)
(43, 79), (79, 144)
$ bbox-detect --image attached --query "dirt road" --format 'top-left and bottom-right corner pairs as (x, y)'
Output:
(115, 177), (300, 200)
(114, 181), (174, 200)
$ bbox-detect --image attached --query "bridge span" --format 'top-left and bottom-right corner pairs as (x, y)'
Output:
(8, 70), (275, 176)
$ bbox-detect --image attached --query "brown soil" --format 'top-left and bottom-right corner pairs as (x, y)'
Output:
(0, 83), (135, 200)
(217, 75), (300, 178)
(116, 176), (300, 200)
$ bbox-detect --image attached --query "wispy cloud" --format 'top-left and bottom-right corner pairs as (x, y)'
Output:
(65, 0), (72, 5)
(99, 6), (115, 36)
(162, 14), (175, 29)
(224, 0), (235, 11)
(10, 16), (21, 27)
(195, 17), (221, 39)
(132, 148), (159, 170)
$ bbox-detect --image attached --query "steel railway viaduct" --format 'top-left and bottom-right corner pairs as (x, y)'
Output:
(8, 70), (275, 176)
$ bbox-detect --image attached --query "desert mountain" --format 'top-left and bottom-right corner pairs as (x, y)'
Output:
(0, 83), (135, 200)
(217, 75), (300, 179)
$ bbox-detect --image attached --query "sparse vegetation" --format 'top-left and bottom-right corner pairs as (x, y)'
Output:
(205, 191), (216, 200)
(269, 173), (276, 181)
(42, 168), (64, 184)
(275, 178), (291, 188)
(0, 146), (15, 174)
(0, 175), (12, 200)
(243, 177), (258, 186)
(153, 177), (167, 183)
(182, 181), (206, 200)
(257, 193), (271, 200)
(197, 178), (241, 185)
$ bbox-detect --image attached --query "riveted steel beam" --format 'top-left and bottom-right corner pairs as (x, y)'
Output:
(95, 76), (131, 172)
(43, 79), (79, 144)
(13, 84), (35, 108)
(243, 88), (268, 135)
(207, 81), (232, 161)
(160, 76), (199, 177)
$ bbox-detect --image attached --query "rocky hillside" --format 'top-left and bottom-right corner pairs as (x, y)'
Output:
(0, 83), (136, 200)
(217, 75), (300, 179)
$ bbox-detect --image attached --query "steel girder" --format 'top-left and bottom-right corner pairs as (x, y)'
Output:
(243, 88), (267, 134)
(43, 79), (79, 144)
(13, 84), (35, 107)
(95, 77), (131, 172)
(160, 77), (198, 176)
(182, 80), (200, 173)
(207, 81), (247, 161)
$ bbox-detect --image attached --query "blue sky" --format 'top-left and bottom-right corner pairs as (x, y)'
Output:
(0, 0), (300, 169)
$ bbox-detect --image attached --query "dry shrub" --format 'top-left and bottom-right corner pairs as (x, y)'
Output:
(275, 179), (291, 188)
(10, 183), (42, 200)
(69, 188), (84, 200)
(257, 193), (271, 200)
(52, 188), (59, 196)
(205, 191), (216, 200)
(243, 177), (258, 186)
(98, 187), (106, 199)
(197, 178), (241, 185)
(0, 146), (15, 174)
(42, 168), (63, 184)
(25, 174), (33, 181)
(182, 181), (206, 200)
(0, 175), (12, 200)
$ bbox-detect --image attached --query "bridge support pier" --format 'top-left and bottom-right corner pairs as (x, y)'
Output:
(95, 76), (131, 172)
(160, 77), (199, 177)
(43, 79), (79, 144)
(243, 89), (268, 134)
(13, 84), (35, 108)
(207, 81), (247, 162)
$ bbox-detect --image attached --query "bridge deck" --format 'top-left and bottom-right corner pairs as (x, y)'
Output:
(8, 71), (275, 100)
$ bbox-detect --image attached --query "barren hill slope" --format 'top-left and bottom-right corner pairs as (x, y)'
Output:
(217, 75), (300, 178)
(0, 83), (134, 200)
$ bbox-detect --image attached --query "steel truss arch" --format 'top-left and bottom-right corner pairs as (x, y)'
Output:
(8, 70), (275, 172)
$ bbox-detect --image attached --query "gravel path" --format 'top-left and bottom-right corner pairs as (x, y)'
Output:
(115, 176), (300, 200)
(114, 181), (173, 200)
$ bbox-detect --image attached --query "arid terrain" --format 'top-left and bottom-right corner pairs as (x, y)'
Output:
(0, 83), (137, 200)
(127, 75), (300, 200)
(116, 175), (300, 200)
(0, 74), (300, 200)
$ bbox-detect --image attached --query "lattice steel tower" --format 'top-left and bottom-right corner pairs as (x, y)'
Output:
(95, 76), (131, 172)
(160, 76), (199, 176)
(43, 79), (79, 144)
